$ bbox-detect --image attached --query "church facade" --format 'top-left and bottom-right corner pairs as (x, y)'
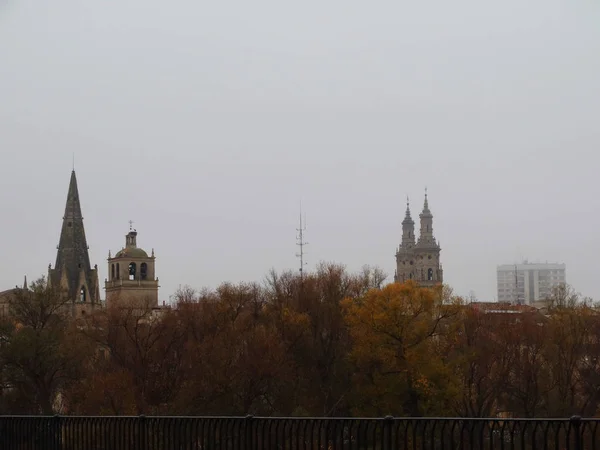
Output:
(394, 190), (443, 287)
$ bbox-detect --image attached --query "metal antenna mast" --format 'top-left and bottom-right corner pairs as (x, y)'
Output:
(296, 203), (308, 279)
(514, 263), (520, 305)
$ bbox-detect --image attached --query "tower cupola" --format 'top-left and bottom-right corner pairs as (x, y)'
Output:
(126, 230), (137, 248)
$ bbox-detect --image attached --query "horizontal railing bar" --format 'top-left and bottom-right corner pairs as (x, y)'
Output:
(1, 415), (598, 422)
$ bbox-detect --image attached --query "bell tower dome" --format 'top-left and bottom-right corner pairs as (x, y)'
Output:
(105, 224), (159, 309)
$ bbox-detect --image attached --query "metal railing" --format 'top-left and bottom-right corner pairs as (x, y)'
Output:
(0, 415), (598, 449)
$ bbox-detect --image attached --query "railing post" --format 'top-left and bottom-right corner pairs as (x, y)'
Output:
(570, 415), (582, 450)
(383, 415), (394, 450)
(53, 415), (61, 450)
(245, 415), (254, 450)
(138, 415), (146, 450)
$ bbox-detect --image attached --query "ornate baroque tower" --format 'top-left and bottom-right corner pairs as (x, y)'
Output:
(394, 190), (443, 287)
(105, 226), (159, 309)
(48, 170), (101, 316)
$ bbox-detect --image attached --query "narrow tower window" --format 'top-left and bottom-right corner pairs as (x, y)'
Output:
(140, 263), (148, 280)
(428, 268), (433, 281)
(80, 287), (86, 303)
(128, 262), (137, 280)
(111, 264), (115, 281)
(116, 263), (120, 279)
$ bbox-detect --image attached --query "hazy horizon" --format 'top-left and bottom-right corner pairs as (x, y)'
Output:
(1, 1), (599, 301)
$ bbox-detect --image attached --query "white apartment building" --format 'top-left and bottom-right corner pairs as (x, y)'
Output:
(496, 261), (566, 305)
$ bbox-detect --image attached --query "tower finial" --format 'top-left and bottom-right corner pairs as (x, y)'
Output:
(404, 195), (412, 220)
(72, 153), (75, 171)
(129, 220), (134, 231)
(423, 187), (430, 213)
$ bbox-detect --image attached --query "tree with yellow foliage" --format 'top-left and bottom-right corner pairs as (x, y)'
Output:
(342, 281), (462, 416)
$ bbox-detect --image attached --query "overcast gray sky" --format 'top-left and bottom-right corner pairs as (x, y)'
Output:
(1, 1), (599, 302)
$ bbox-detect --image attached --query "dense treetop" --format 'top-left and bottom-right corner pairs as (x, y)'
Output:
(1, 263), (598, 418)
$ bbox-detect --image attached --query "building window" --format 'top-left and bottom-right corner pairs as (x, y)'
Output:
(80, 287), (86, 303)
(116, 263), (120, 279)
(111, 264), (115, 281)
(428, 268), (433, 281)
(129, 262), (137, 281)
(141, 263), (148, 280)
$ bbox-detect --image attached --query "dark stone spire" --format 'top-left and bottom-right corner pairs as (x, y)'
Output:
(51, 170), (98, 304)
(62, 170), (83, 221)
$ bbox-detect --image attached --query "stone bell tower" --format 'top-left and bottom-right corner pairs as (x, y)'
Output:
(395, 189), (443, 288)
(413, 189), (443, 287)
(105, 224), (159, 309)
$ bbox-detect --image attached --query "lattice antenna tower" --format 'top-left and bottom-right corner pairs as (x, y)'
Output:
(514, 263), (521, 305)
(296, 204), (308, 280)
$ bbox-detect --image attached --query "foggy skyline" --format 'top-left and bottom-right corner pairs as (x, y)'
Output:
(1, 1), (599, 301)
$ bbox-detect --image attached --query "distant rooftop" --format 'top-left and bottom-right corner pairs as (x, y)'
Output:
(497, 261), (565, 270)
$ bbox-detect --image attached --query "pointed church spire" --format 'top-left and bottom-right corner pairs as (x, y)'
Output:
(23, 275), (27, 290)
(51, 170), (97, 303)
(63, 170), (83, 220)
